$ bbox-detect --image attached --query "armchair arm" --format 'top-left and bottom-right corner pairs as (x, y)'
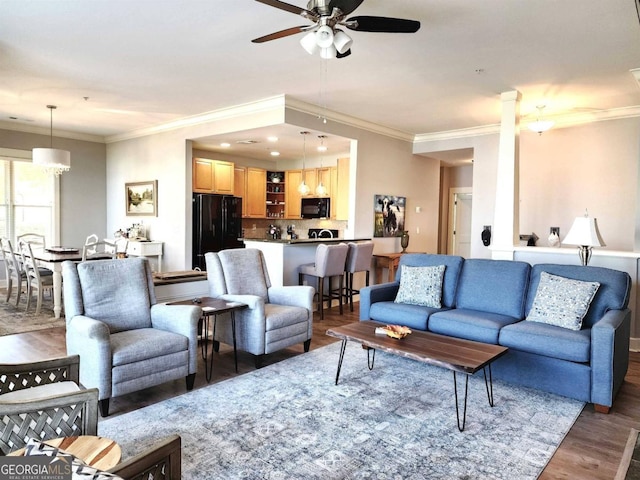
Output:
(151, 304), (202, 374)
(590, 308), (631, 408)
(359, 282), (400, 320)
(65, 316), (112, 400)
(0, 355), (80, 395)
(0, 387), (99, 454)
(268, 286), (314, 312)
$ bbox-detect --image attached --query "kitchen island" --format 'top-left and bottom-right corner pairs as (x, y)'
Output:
(243, 238), (371, 287)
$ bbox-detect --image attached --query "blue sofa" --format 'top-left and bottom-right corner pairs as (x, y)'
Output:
(359, 254), (632, 412)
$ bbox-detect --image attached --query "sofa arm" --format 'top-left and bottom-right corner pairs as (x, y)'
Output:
(590, 308), (631, 410)
(151, 304), (202, 374)
(359, 282), (400, 320)
(65, 316), (112, 400)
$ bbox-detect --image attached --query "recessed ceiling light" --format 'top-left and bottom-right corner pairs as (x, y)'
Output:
(270, 151), (280, 156)
(267, 136), (278, 142)
(220, 142), (231, 148)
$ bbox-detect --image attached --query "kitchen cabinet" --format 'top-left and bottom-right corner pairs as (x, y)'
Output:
(285, 170), (302, 219)
(336, 158), (349, 220)
(234, 165), (247, 216)
(192, 158), (234, 194)
(245, 167), (267, 218)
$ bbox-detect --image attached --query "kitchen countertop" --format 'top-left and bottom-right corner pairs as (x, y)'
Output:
(243, 238), (371, 245)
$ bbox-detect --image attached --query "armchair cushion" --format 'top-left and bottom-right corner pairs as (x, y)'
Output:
(217, 249), (269, 301)
(110, 329), (188, 367)
(77, 259), (152, 333)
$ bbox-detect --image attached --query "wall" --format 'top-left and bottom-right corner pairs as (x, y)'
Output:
(519, 117), (640, 249)
(0, 128), (107, 246)
(438, 164), (473, 253)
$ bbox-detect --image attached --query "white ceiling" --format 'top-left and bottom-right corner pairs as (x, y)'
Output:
(1, 0), (640, 162)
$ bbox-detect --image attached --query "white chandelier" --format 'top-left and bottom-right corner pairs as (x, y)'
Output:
(527, 105), (555, 135)
(33, 105), (70, 176)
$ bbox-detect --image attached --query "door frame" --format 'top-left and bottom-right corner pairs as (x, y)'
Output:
(447, 187), (473, 255)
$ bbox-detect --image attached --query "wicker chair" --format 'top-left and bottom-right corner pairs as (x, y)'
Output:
(109, 434), (182, 480)
(0, 355), (99, 454)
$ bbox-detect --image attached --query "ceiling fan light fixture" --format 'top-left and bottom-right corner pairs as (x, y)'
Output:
(300, 31), (319, 55)
(320, 45), (336, 59)
(333, 30), (352, 54)
(315, 25), (334, 48)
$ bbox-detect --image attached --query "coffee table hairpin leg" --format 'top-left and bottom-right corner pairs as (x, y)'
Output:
(453, 365), (495, 432)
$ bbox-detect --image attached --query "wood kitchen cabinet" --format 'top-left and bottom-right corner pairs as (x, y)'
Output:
(234, 165), (246, 216)
(244, 167), (267, 218)
(193, 158), (234, 194)
(285, 170), (302, 219)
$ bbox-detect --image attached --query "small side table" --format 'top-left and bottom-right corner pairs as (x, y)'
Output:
(167, 297), (247, 381)
(8, 435), (121, 470)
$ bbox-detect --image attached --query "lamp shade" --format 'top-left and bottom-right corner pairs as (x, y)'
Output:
(563, 215), (606, 247)
(300, 31), (319, 55)
(333, 30), (353, 54)
(315, 25), (334, 48)
(32, 148), (71, 174)
(527, 119), (555, 134)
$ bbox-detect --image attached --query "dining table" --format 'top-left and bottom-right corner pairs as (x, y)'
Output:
(28, 246), (83, 319)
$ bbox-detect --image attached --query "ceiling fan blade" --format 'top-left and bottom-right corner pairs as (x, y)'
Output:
(336, 48), (352, 59)
(252, 26), (308, 43)
(328, 0), (365, 15)
(346, 16), (421, 33)
(255, 0), (316, 18)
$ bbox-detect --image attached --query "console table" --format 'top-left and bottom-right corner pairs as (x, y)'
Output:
(127, 240), (163, 272)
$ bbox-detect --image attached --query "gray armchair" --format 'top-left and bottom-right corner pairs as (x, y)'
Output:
(205, 248), (314, 368)
(62, 257), (201, 417)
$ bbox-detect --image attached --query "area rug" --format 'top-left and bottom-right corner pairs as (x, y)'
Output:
(99, 341), (584, 480)
(0, 290), (64, 336)
(616, 429), (640, 480)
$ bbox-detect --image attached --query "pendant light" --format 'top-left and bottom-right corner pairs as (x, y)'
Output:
(527, 105), (555, 135)
(316, 135), (328, 196)
(298, 131), (311, 195)
(33, 105), (71, 175)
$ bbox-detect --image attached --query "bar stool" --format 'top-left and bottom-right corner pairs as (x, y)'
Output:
(344, 241), (375, 312)
(298, 243), (349, 320)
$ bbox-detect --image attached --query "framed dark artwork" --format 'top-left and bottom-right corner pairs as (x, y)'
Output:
(125, 180), (158, 216)
(374, 194), (406, 237)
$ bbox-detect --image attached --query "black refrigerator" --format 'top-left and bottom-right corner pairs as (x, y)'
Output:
(192, 193), (244, 270)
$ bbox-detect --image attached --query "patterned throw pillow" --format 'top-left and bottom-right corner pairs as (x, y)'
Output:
(394, 264), (446, 308)
(526, 271), (600, 330)
(24, 438), (125, 480)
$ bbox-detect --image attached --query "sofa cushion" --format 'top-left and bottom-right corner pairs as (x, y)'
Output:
(394, 264), (445, 308)
(396, 254), (464, 308)
(499, 320), (591, 363)
(526, 264), (631, 328)
(455, 259), (531, 319)
(429, 308), (520, 344)
(369, 301), (445, 331)
(526, 272), (600, 330)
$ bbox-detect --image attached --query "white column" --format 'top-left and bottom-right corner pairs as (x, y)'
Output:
(491, 90), (521, 260)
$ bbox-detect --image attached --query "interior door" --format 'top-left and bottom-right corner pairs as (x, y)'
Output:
(448, 188), (472, 257)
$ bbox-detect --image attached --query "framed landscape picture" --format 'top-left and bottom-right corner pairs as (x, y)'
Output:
(125, 180), (157, 216)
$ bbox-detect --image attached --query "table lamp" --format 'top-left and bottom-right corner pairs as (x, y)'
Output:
(562, 211), (606, 266)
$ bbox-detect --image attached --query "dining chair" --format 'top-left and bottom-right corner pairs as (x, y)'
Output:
(298, 243), (349, 320)
(16, 233), (46, 249)
(344, 241), (375, 312)
(1, 237), (26, 306)
(0, 355), (99, 454)
(84, 234), (99, 256)
(82, 240), (118, 261)
(19, 239), (54, 315)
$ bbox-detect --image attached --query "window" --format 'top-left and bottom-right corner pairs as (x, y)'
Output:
(0, 157), (56, 245)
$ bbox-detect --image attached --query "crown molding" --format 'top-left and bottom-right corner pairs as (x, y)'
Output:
(0, 121), (105, 143)
(105, 96), (287, 143)
(284, 96), (415, 143)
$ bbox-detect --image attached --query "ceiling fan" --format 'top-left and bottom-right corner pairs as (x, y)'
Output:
(251, 0), (421, 59)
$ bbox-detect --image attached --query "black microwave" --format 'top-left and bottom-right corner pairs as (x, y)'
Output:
(301, 197), (330, 219)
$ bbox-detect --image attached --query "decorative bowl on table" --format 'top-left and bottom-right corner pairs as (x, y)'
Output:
(375, 325), (412, 339)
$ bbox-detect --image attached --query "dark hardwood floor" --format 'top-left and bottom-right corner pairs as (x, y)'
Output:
(1, 304), (638, 478)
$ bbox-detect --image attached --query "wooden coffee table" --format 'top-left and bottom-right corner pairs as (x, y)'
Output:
(326, 320), (508, 431)
(8, 435), (121, 470)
